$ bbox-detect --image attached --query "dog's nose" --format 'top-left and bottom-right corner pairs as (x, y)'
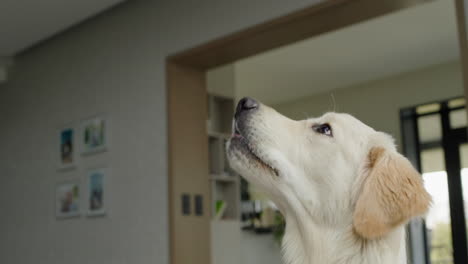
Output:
(235, 97), (258, 119)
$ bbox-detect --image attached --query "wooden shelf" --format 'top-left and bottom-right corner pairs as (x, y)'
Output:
(208, 131), (231, 139)
(210, 174), (238, 183)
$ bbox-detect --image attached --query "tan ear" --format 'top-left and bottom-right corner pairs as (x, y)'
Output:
(353, 147), (431, 239)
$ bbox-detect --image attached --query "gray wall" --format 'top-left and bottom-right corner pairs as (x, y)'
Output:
(274, 61), (464, 149)
(240, 233), (283, 264)
(0, 0), (322, 263)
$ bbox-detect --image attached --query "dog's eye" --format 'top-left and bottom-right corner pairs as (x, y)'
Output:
(312, 123), (333, 137)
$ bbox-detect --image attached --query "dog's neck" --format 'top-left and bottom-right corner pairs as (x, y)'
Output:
(281, 213), (407, 264)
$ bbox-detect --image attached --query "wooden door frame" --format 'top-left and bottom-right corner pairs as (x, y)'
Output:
(166, 0), (447, 263)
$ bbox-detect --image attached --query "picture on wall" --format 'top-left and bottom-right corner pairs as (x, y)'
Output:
(56, 181), (80, 218)
(81, 116), (108, 154)
(58, 127), (75, 169)
(87, 168), (108, 216)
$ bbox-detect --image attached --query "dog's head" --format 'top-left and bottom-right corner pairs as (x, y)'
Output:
(227, 97), (431, 239)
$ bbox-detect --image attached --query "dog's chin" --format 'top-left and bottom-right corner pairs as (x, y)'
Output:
(227, 136), (279, 179)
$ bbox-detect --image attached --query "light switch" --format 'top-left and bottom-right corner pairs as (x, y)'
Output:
(195, 195), (203, 216)
(182, 194), (190, 215)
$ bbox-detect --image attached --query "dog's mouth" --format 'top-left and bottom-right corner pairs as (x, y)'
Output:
(230, 123), (279, 177)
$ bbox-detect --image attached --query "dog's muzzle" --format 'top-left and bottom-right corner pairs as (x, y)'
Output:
(234, 97), (258, 135)
(235, 97), (258, 118)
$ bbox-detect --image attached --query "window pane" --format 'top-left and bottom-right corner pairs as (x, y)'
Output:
(459, 144), (468, 248)
(418, 114), (442, 143)
(448, 98), (465, 109)
(449, 109), (467, 129)
(417, 103), (440, 114)
(421, 148), (445, 173)
(460, 143), (468, 169)
(421, 148), (453, 264)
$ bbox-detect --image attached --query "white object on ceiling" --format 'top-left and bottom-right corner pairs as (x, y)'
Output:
(0, 0), (125, 57)
(235, 0), (460, 105)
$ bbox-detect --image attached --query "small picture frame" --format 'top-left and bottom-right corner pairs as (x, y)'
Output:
(87, 167), (108, 216)
(80, 115), (109, 155)
(56, 181), (81, 218)
(58, 126), (76, 170)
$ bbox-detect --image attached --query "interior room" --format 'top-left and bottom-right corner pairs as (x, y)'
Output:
(207, 1), (465, 263)
(1, 0), (468, 264)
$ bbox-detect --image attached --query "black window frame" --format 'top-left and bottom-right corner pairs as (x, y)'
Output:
(401, 97), (468, 264)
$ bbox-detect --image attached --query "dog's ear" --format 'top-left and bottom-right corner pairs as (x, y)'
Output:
(353, 146), (431, 239)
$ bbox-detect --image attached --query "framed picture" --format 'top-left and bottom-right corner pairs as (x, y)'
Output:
(80, 115), (108, 155)
(56, 181), (80, 218)
(58, 126), (76, 170)
(87, 168), (108, 216)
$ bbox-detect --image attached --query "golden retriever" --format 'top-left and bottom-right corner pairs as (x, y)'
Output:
(226, 97), (431, 264)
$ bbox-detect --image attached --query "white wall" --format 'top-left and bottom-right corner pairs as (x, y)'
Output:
(240, 232), (283, 264)
(274, 61), (464, 148)
(0, 0), (324, 263)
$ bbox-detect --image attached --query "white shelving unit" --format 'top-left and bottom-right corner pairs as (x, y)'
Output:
(207, 95), (240, 221)
(207, 65), (242, 264)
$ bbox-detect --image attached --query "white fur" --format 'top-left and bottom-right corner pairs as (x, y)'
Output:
(226, 103), (420, 264)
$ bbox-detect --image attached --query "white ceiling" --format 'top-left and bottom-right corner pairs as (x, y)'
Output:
(0, 0), (125, 57)
(235, 0), (460, 105)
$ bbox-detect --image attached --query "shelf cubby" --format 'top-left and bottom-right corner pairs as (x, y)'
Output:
(207, 93), (239, 221)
